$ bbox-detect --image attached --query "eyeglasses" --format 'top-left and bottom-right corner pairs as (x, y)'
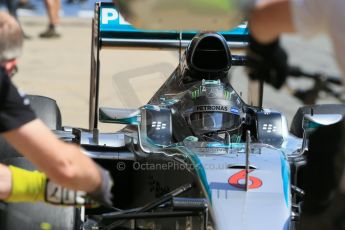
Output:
(8, 65), (18, 77)
(1, 59), (18, 78)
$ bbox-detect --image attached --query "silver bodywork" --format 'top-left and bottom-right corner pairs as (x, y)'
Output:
(80, 3), (307, 229)
(186, 142), (292, 230)
(77, 107), (301, 229)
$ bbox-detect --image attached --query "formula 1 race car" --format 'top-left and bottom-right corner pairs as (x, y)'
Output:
(1, 2), (345, 230)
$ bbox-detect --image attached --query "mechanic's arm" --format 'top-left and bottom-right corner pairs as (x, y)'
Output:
(0, 165), (99, 207)
(0, 164), (11, 199)
(249, 0), (295, 43)
(245, 0), (295, 89)
(2, 119), (101, 193)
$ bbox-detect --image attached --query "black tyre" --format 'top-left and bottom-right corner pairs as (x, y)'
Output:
(26, 95), (62, 130)
(290, 104), (345, 138)
(0, 95), (78, 230)
(0, 95), (62, 160)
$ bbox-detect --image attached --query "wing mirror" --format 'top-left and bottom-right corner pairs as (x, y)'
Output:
(99, 107), (140, 125)
(139, 105), (173, 147)
(301, 114), (343, 151)
(99, 105), (172, 156)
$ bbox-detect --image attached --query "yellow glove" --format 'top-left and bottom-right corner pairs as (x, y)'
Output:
(5, 165), (45, 202)
(4, 165), (98, 208)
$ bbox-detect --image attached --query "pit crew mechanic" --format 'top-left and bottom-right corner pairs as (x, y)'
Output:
(0, 12), (112, 205)
(246, 0), (345, 228)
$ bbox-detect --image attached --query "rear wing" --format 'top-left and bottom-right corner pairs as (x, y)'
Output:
(89, 2), (249, 129)
(98, 2), (248, 49)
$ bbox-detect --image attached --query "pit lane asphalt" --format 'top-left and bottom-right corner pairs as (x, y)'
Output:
(15, 16), (342, 132)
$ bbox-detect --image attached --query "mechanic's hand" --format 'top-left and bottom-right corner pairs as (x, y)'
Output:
(46, 166), (114, 208)
(45, 180), (99, 208)
(246, 34), (288, 89)
(88, 165), (114, 208)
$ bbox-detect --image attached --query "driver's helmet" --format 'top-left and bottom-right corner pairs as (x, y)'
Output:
(181, 79), (244, 139)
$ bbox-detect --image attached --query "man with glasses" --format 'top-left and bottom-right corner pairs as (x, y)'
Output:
(0, 11), (113, 207)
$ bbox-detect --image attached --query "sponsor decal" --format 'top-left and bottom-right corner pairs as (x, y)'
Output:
(224, 90), (230, 99)
(99, 5), (248, 34)
(196, 105), (228, 112)
(197, 147), (228, 153)
(228, 169), (262, 189)
(100, 7), (132, 32)
(101, 8), (129, 25)
(191, 90), (200, 100)
(230, 106), (240, 115)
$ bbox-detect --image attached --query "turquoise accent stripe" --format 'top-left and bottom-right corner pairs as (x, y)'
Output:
(99, 4), (248, 36)
(280, 154), (290, 207)
(190, 154), (212, 201)
(118, 116), (139, 125)
(99, 115), (139, 125)
(175, 146), (212, 204)
(207, 143), (244, 148)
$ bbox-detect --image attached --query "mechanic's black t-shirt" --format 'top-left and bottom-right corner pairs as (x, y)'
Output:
(0, 68), (36, 132)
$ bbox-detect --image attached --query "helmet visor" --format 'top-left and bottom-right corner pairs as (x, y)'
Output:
(190, 112), (240, 134)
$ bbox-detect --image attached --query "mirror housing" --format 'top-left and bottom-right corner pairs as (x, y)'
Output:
(99, 107), (140, 125)
(301, 114), (343, 151)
